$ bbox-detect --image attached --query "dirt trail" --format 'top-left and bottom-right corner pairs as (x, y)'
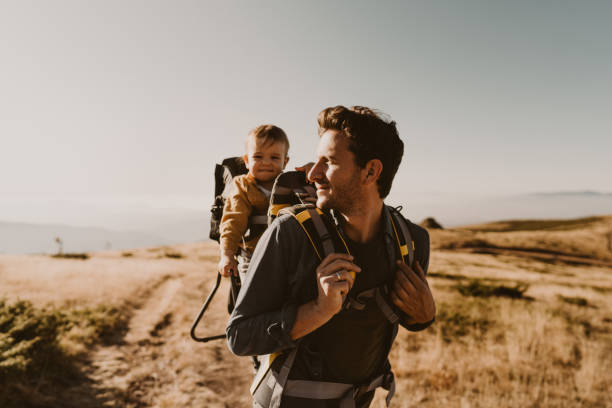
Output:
(74, 257), (253, 408)
(124, 278), (182, 344)
(85, 277), (185, 405)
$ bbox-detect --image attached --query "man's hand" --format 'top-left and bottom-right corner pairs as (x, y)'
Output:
(314, 253), (361, 317)
(218, 254), (238, 277)
(391, 261), (436, 325)
(290, 253), (360, 340)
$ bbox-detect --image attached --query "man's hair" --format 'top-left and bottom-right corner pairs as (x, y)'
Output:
(246, 124), (289, 154)
(317, 106), (403, 198)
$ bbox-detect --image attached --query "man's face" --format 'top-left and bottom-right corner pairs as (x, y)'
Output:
(308, 130), (363, 213)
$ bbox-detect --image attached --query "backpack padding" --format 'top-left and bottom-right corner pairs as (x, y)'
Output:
(209, 157), (248, 242)
(268, 171), (317, 224)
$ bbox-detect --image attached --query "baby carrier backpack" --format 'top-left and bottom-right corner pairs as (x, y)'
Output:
(190, 163), (315, 343)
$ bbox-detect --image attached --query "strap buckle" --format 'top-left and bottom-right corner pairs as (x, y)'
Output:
(342, 296), (365, 311)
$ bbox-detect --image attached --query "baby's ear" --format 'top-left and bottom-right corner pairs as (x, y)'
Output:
(283, 156), (289, 168)
(243, 154), (250, 166)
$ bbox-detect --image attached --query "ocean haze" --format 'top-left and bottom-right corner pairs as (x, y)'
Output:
(0, 194), (209, 253)
(394, 191), (612, 227)
(2, 191), (610, 254)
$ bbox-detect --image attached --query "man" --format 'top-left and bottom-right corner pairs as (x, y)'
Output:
(227, 106), (436, 408)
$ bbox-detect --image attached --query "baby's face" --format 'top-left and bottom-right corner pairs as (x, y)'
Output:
(244, 138), (288, 184)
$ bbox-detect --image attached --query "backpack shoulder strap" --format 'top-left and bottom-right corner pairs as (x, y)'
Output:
(388, 206), (415, 267)
(278, 204), (351, 266)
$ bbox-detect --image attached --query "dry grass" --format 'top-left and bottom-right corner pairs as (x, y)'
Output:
(432, 215), (612, 262)
(370, 216), (612, 407)
(1, 216), (611, 407)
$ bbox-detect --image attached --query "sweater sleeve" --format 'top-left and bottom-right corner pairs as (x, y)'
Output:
(226, 215), (301, 356)
(219, 176), (252, 254)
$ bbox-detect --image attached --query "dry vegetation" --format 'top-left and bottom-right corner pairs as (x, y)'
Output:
(1, 216), (611, 407)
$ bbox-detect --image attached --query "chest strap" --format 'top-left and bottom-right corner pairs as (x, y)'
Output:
(343, 286), (400, 325)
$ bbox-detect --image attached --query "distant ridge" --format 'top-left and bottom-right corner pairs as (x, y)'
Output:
(528, 190), (612, 197)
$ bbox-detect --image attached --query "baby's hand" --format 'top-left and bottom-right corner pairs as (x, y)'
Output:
(295, 162), (315, 181)
(218, 255), (238, 277)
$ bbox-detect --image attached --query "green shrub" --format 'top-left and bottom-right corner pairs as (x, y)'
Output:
(439, 239), (494, 250)
(64, 305), (127, 346)
(463, 216), (601, 232)
(51, 253), (89, 260)
(0, 299), (127, 387)
(454, 279), (530, 299)
(428, 272), (467, 281)
(0, 299), (65, 383)
(164, 251), (184, 259)
(557, 295), (589, 307)
(435, 300), (495, 342)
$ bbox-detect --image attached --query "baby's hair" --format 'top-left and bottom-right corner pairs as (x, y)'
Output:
(246, 125), (289, 154)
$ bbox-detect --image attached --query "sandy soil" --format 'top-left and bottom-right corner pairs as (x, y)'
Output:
(2, 215), (612, 407)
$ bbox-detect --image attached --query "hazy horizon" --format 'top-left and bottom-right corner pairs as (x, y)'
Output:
(2, 189), (611, 229)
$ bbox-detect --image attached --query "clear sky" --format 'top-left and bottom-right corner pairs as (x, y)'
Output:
(1, 1), (611, 228)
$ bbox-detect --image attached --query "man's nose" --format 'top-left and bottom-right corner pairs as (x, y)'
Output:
(307, 161), (322, 183)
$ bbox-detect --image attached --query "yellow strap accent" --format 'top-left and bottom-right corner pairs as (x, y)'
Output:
(251, 351), (282, 394)
(268, 203), (288, 216)
(295, 210), (312, 224)
(291, 210), (322, 260)
(389, 216), (403, 257)
(390, 214), (415, 263)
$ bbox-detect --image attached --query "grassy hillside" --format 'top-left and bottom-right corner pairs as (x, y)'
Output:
(1, 215), (611, 407)
(430, 215), (612, 263)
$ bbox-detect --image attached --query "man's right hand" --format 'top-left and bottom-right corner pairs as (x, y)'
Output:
(218, 254), (238, 277)
(314, 253), (360, 317)
(290, 253), (361, 340)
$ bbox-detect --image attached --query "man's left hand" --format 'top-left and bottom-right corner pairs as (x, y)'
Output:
(391, 261), (436, 325)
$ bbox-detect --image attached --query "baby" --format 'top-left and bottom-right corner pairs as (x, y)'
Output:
(217, 125), (289, 279)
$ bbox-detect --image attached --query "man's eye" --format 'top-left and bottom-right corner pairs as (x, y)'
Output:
(254, 155), (262, 159)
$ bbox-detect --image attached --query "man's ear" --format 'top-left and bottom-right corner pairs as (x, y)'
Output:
(243, 154), (250, 168)
(364, 159), (383, 185)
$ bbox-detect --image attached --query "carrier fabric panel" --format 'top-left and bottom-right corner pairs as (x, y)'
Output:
(268, 171), (317, 223)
